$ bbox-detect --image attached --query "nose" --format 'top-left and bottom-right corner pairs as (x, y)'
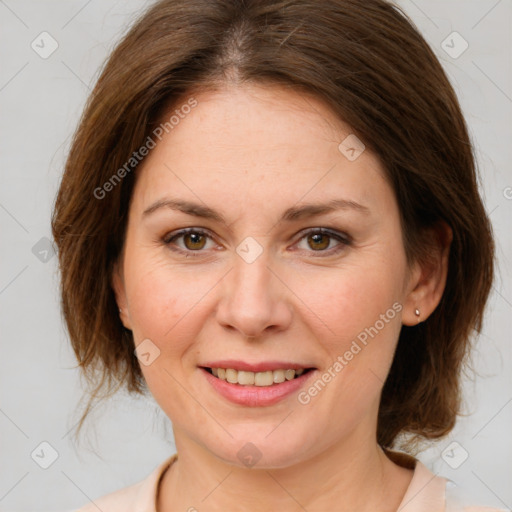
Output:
(215, 254), (293, 339)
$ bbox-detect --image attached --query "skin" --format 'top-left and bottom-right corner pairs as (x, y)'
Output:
(112, 83), (451, 511)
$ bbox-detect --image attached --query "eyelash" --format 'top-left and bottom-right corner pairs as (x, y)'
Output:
(162, 227), (352, 258)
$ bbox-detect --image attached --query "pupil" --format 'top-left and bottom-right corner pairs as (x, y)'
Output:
(185, 233), (205, 249)
(308, 233), (329, 250)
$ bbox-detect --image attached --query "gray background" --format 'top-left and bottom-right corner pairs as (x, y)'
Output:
(0, 1), (511, 510)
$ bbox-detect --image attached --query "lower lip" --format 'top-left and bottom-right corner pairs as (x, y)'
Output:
(200, 367), (316, 407)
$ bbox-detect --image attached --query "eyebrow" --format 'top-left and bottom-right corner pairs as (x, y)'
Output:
(142, 198), (371, 223)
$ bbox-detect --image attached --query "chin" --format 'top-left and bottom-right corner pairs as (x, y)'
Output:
(211, 434), (314, 470)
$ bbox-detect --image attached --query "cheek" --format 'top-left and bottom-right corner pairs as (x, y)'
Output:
(294, 267), (404, 423)
(124, 260), (205, 395)
(299, 259), (402, 340)
(123, 253), (193, 346)
(124, 252), (226, 361)
(294, 251), (405, 395)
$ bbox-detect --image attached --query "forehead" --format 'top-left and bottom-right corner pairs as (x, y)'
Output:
(131, 84), (394, 218)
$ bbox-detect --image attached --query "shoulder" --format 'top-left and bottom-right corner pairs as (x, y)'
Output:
(445, 479), (509, 512)
(74, 481), (143, 512)
(73, 454), (177, 512)
(385, 449), (508, 512)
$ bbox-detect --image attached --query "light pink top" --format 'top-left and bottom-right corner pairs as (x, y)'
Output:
(74, 451), (508, 512)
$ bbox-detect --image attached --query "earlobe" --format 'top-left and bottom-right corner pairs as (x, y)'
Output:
(111, 261), (133, 330)
(402, 261), (424, 326)
(402, 222), (453, 326)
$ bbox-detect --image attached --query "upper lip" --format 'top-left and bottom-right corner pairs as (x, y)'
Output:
(200, 360), (315, 372)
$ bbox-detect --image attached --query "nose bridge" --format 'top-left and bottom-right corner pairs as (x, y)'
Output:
(216, 246), (292, 338)
(233, 250), (273, 301)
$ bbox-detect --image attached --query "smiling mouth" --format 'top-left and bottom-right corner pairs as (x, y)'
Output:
(201, 367), (315, 387)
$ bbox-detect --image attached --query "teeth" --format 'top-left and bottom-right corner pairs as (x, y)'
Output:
(209, 367), (307, 386)
(285, 369), (296, 380)
(273, 369), (285, 383)
(254, 370), (273, 386)
(238, 370), (255, 385)
(226, 368), (238, 384)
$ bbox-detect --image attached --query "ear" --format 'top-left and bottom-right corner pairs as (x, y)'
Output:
(111, 259), (133, 330)
(402, 221), (453, 326)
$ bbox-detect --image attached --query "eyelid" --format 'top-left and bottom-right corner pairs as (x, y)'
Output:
(291, 227), (352, 257)
(163, 227), (221, 254)
(163, 227), (213, 244)
(293, 227), (352, 245)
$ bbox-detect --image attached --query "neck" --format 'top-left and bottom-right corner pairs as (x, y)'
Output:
(157, 428), (413, 512)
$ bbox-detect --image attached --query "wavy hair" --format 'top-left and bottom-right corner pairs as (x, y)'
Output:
(51, 0), (495, 449)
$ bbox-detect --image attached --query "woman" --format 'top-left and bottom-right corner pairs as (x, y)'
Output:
(51, 0), (503, 510)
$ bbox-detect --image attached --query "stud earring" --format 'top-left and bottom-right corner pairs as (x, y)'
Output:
(414, 308), (421, 323)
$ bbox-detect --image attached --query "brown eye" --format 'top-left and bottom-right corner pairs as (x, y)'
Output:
(163, 228), (215, 255)
(183, 232), (206, 250)
(295, 228), (351, 256)
(307, 233), (331, 251)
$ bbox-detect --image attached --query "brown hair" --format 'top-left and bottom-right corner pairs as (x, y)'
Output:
(51, 0), (495, 449)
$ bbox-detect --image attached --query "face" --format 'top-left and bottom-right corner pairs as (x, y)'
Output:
(113, 84), (421, 468)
